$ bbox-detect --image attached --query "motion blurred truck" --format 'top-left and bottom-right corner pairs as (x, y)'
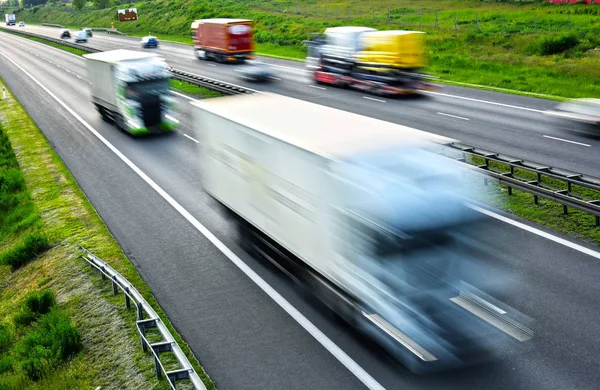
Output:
(307, 27), (434, 95)
(192, 93), (533, 373)
(84, 50), (178, 135)
(191, 18), (254, 63)
(4, 14), (16, 26)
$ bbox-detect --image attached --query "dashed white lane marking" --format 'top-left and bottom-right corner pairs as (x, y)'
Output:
(437, 112), (470, 121)
(183, 134), (200, 143)
(543, 135), (590, 147)
(206, 63), (216, 67)
(363, 96), (386, 103)
(308, 84), (326, 90)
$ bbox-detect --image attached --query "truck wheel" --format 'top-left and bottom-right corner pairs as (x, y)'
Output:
(98, 107), (112, 123)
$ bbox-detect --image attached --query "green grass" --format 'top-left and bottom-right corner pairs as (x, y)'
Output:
(12, 0), (600, 98)
(0, 79), (215, 389)
(170, 80), (223, 98)
(465, 154), (600, 245)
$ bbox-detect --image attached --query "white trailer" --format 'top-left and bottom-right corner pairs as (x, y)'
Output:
(192, 93), (533, 372)
(84, 49), (178, 136)
(4, 14), (16, 26)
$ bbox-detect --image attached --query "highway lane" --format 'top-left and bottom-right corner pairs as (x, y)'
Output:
(9, 24), (600, 178)
(3, 32), (600, 389)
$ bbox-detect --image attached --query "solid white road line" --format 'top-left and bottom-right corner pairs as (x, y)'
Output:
(425, 91), (545, 113)
(363, 96), (386, 103)
(470, 205), (600, 261)
(183, 134), (199, 143)
(308, 84), (326, 90)
(171, 90), (196, 101)
(543, 135), (591, 147)
(0, 51), (386, 390)
(437, 112), (469, 121)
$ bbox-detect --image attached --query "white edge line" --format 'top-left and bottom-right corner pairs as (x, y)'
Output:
(171, 90), (196, 101)
(363, 96), (386, 103)
(1, 29), (86, 60)
(542, 135), (591, 147)
(183, 134), (200, 143)
(469, 204), (600, 261)
(425, 90), (544, 113)
(437, 112), (469, 121)
(0, 51), (386, 390)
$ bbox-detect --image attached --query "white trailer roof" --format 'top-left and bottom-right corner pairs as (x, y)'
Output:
(191, 93), (455, 158)
(83, 49), (160, 63)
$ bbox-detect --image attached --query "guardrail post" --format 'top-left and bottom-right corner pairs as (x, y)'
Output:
(100, 266), (106, 280)
(596, 216), (599, 227)
(125, 287), (131, 310)
(155, 356), (162, 379)
(137, 302), (144, 321)
(112, 275), (119, 295)
(563, 205), (568, 215)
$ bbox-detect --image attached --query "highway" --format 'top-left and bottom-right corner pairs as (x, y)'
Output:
(7, 24), (600, 177)
(1, 29), (600, 390)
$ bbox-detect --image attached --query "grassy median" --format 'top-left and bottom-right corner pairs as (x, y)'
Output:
(0, 80), (215, 389)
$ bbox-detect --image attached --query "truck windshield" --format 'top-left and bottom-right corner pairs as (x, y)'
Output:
(126, 79), (169, 99)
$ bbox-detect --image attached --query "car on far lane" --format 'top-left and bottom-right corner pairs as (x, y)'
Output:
(60, 29), (71, 39)
(545, 98), (600, 136)
(18, 21), (25, 27)
(141, 36), (159, 49)
(82, 28), (93, 37)
(234, 61), (277, 83)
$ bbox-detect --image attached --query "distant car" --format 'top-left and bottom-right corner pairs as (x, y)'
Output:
(74, 30), (88, 43)
(545, 98), (600, 135)
(18, 21), (25, 27)
(60, 29), (71, 39)
(235, 61), (277, 83)
(141, 36), (159, 48)
(82, 28), (93, 37)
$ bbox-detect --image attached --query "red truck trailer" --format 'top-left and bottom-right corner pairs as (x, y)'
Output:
(191, 18), (254, 63)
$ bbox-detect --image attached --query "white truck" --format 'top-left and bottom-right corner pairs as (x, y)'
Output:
(191, 93), (533, 372)
(4, 14), (16, 26)
(84, 50), (178, 136)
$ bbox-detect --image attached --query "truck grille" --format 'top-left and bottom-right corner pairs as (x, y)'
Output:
(141, 97), (162, 128)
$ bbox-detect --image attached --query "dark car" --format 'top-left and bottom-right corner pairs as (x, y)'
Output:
(235, 61), (277, 83)
(60, 29), (71, 39)
(141, 36), (159, 48)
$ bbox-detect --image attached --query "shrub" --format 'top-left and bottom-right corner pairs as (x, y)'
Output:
(13, 310), (38, 327)
(0, 323), (13, 353)
(1, 232), (50, 269)
(535, 34), (580, 56)
(0, 356), (14, 375)
(25, 289), (56, 315)
(17, 310), (82, 381)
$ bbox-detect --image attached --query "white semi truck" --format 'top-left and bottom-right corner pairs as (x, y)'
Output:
(192, 93), (533, 372)
(4, 14), (16, 26)
(84, 50), (178, 136)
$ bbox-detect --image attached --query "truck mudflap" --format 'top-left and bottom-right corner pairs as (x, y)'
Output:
(314, 71), (437, 95)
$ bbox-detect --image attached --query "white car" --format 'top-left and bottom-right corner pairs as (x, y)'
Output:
(74, 30), (88, 43)
(545, 98), (600, 135)
(18, 21), (25, 27)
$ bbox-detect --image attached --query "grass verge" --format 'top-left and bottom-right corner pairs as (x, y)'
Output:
(466, 155), (600, 245)
(0, 79), (214, 389)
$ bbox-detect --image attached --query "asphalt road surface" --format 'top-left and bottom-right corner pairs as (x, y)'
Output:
(2, 31), (600, 390)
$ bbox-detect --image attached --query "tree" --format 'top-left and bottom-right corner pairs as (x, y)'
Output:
(72, 0), (84, 10)
(92, 0), (108, 8)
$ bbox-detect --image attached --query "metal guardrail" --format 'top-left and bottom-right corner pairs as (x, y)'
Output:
(446, 143), (600, 226)
(42, 23), (63, 28)
(79, 245), (206, 390)
(4, 25), (600, 224)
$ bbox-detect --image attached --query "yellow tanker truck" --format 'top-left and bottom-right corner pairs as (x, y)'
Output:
(307, 27), (435, 95)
